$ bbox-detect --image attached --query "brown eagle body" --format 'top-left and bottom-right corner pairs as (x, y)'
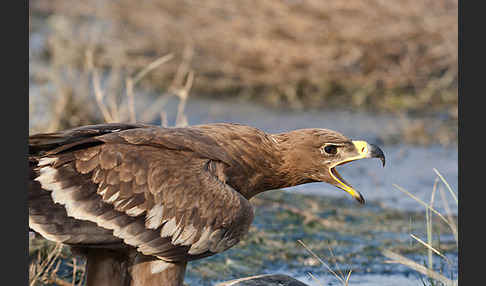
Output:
(29, 123), (385, 286)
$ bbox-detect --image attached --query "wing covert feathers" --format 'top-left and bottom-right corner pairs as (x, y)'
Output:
(29, 125), (254, 262)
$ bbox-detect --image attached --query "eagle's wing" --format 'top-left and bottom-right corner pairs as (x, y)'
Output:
(29, 124), (254, 262)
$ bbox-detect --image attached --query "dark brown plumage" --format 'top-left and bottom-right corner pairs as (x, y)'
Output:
(28, 123), (385, 286)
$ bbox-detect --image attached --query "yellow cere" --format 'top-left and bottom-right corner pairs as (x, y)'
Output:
(352, 140), (369, 156)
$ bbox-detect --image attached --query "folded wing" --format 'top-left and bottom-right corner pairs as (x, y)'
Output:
(29, 124), (254, 262)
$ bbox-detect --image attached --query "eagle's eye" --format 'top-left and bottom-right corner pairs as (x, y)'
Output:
(323, 145), (338, 155)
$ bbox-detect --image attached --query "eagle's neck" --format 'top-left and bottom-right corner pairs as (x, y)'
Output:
(230, 132), (315, 199)
(266, 132), (317, 188)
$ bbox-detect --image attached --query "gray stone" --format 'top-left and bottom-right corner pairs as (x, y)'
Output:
(215, 274), (309, 286)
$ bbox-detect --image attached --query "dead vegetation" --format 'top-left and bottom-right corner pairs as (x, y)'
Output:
(29, 38), (192, 133)
(29, 241), (87, 286)
(298, 240), (353, 286)
(291, 169), (458, 286)
(30, 0), (457, 112)
(383, 169), (458, 286)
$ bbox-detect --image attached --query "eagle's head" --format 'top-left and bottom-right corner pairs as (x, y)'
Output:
(274, 128), (385, 204)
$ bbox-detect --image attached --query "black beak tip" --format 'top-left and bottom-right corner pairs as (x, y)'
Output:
(369, 144), (386, 168)
(356, 193), (365, 204)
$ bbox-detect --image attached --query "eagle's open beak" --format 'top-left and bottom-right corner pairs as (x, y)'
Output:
(329, 141), (385, 204)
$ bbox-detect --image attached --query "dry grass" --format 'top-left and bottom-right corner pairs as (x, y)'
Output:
(29, 242), (86, 286)
(29, 39), (192, 134)
(384, 169), (458, 286)
(30, 0), (457, 112)
(295, 169), (458, 286)
(298, 240), (353, 286)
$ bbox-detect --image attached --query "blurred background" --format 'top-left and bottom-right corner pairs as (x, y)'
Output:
(29, 1), (458, 285)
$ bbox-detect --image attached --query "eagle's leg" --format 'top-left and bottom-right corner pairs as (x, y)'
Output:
(80, 248), (187, 286)
(130, 253), (187, 286)
(83, 248), (132, 286)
